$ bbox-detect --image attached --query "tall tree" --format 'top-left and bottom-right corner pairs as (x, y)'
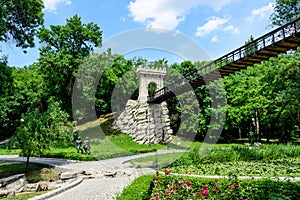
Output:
(38, 15), (102, 115)
(0, 0), (44, 50)
(270, 0), (300, 26)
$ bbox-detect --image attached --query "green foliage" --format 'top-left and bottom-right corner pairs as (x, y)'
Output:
(270, 0), (300, 26)
(38, 14), (102, 116)
(0, 65), (46, 139)
(168, 144), (300, 177)
(224, 49), (300, 141)
(116, 174), (155, 200)
(14, 99), (72, 167)
(0, 0), (44, 50)
(0, 62), (13, 97)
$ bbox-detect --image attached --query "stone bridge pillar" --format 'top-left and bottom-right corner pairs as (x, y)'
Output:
(113, 66), (172, 144)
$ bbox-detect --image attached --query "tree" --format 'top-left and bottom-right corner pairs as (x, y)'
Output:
(0, 61), (13, 98)
(270, 0), (300, 26)
(223, 48), (300, 142)
(14, 99), (71, 169)
(38, 15), (102, 115)
(0, 65), (46, 140)
(0, 0), (44, 50)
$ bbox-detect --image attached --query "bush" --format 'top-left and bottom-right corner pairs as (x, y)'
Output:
(116, 174), (156, 200)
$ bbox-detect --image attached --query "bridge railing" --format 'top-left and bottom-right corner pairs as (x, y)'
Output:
(148, 17), (300, 103)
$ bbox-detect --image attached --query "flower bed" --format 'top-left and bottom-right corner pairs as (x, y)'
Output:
(150, 170), (300, 199)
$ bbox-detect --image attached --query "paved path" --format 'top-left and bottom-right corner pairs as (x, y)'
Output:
(0, 149), (186, 200)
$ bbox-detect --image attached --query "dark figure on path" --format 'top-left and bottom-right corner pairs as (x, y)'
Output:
(84, 137), (91, 154)
(76, 136), (84, 154)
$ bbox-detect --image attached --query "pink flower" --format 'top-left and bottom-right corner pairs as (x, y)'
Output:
(164, 189), (169, 195)
(155, 194), (160, 199)
(227, 185), (232, 189)
(213, 187), (217, 193)
(186, 186), (191, 191)
(201, 189), (209, 196)
(204, 184), (208, 189)
(153, 179), (158, 184)
(186, 180), (191, 186)
(233, 182), (238, 187)
(164, 170), (171, 175)
(179, 180), (184, 184)
(173, 190), (177, 194)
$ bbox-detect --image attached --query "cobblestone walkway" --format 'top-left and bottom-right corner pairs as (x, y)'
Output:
(0, 150), (186, 200)
(48, 177), (135, 200)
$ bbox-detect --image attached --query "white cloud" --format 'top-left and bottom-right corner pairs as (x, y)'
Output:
(211, 35), (219, 42)
(223, 25), (240, 35)
(43, 0), (71, 12)
(246, 3), (275, 23)
(128, 0), (233, 30)
(195, 16), (230, 37)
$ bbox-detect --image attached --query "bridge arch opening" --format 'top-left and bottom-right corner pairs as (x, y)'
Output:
(148, 82), (157, 97)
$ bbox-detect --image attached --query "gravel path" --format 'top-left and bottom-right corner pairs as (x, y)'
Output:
(0, 149), (186, 200)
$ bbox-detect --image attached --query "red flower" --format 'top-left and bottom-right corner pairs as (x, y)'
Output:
(213, 188), (217, 193)
(233, 182), (238, 187)
(204, 184), (208, 189)
(227, 185), (232, 189)
(176, 185), (179, 189)
(201, 189), (209, 196)
(186, 180), (191, 186)
(164, 170), (171, 175)
(164, 189), (169, 195)
(155, 194), (160, 199)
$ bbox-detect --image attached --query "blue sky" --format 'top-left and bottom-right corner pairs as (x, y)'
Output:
(4, 0), (276, 67)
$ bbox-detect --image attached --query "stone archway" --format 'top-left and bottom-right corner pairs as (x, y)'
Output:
(113, 66), (172, 144)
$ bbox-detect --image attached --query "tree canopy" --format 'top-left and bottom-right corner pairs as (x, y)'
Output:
(0, 0), (44, 50)
(38, 15), (102, 115)
(270, 0), (300, 26)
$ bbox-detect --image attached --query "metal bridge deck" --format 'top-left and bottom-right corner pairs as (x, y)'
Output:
(148, 17), (300, 104)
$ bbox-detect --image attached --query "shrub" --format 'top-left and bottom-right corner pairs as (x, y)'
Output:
(116, 174), (156, 200)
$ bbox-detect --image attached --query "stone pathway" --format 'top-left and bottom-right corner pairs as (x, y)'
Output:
(0, 149), (186, 200)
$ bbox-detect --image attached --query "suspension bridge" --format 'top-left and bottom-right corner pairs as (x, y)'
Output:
(148, 17), (300, 104)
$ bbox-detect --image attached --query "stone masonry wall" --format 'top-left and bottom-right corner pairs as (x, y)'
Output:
(113, 100), (172, 144)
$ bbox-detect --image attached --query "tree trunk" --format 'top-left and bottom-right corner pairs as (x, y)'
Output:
(25, 155), (30, 171)
(255, 109), (260, 142)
